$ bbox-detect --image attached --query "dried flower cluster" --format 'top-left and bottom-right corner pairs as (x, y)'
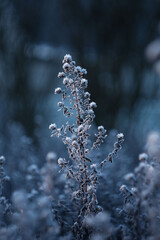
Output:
(118, 151), (160, 240)
(49, 54), (124, 238)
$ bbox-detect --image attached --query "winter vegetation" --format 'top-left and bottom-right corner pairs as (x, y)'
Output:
(1, 54), (160, 240)
(1, 0), (160, 239)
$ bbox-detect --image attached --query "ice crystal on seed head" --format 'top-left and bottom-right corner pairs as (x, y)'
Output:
(55, 87), (62, 94)
(63, 62), (71, 72)
(81, 78), (88, 88)
(90, 102), (97, 108)
(117, 133), (124, 140)
(49, 123), (56, 130)
(63, 77), (69, 85)
(63, 54), (72, 63)
(58, 72), (65, 78)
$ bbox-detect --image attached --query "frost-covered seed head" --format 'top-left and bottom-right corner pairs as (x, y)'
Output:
(72, 60), (76, 65)
(84, 92), (91, 98)
(89, 102), (97, 108)
(78, 125), (83, 132)
(81, 78), (88, 88)
(72, 140), (78, 148)
(63, 77), (69, 85)
(49, 123), (56, 130)
(81, 68), (87, 75)
(57, 102), (63, 107)
(120, 185), (128, 192)
(0, 156), (5, 165)
(117, 133), (124, 140)
(98, 126), (104, 132)
(63, 54), (72, 63)
(63, 63), (71, 72)
(74, 66), (82, 73)
(58, 158), (66, 167)
(90, 164), (97, 169)
(88, 109), (94, 115)
(65, 137), (71, 142)
(98, 125), (106, 134)
(55, 87), (62, 94)
(139, 153), (148, 162)
(58, 72), (65, 78)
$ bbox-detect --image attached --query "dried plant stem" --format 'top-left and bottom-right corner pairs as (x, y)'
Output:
(72, 77), (88, 206)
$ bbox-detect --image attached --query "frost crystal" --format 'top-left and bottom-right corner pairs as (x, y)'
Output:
(63, 63), (71, 72)
(58, 72), (65, 78)
(63, 54), (72, 63)
(55, 87), (62, 94)
(81, 78), (88, 88)
(49, 123), (56, 130)
(90, 102), (97, 108)
(63, 77), (69, 85)
(117, 133), (124, 140)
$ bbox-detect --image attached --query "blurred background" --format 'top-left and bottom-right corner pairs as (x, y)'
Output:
(1, 0), (160, 166)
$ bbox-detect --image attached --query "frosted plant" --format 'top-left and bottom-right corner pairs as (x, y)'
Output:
(49, 54), (124, 238)
(0, 156), (11, 227)
(119, 151), (160, 240)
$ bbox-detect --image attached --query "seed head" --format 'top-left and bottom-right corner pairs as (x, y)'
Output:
(81, 68), (87, 75)
(120, 185), (128, 192)
(58, 72), (65, 78)
(88, 109), (94, 115)
(81, 78), (88, 88)
(57, 102), (63, 107)
(49, 123), (57, 130)
(63, 63), (71, 72)
(58, 158), (67, 167)
(63, 54), (72, 63)
(65, 137), (71, 142)
(78, 124), (84, 132)
(98, 126), (106, 134)
(63, 77), (69, 85)
(117, 133), (124, 140)
(55, 87), (62, 94)
(74, 66), (82, 73)
(84, 92), (91, 98)
(89, 102), (97, 109)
